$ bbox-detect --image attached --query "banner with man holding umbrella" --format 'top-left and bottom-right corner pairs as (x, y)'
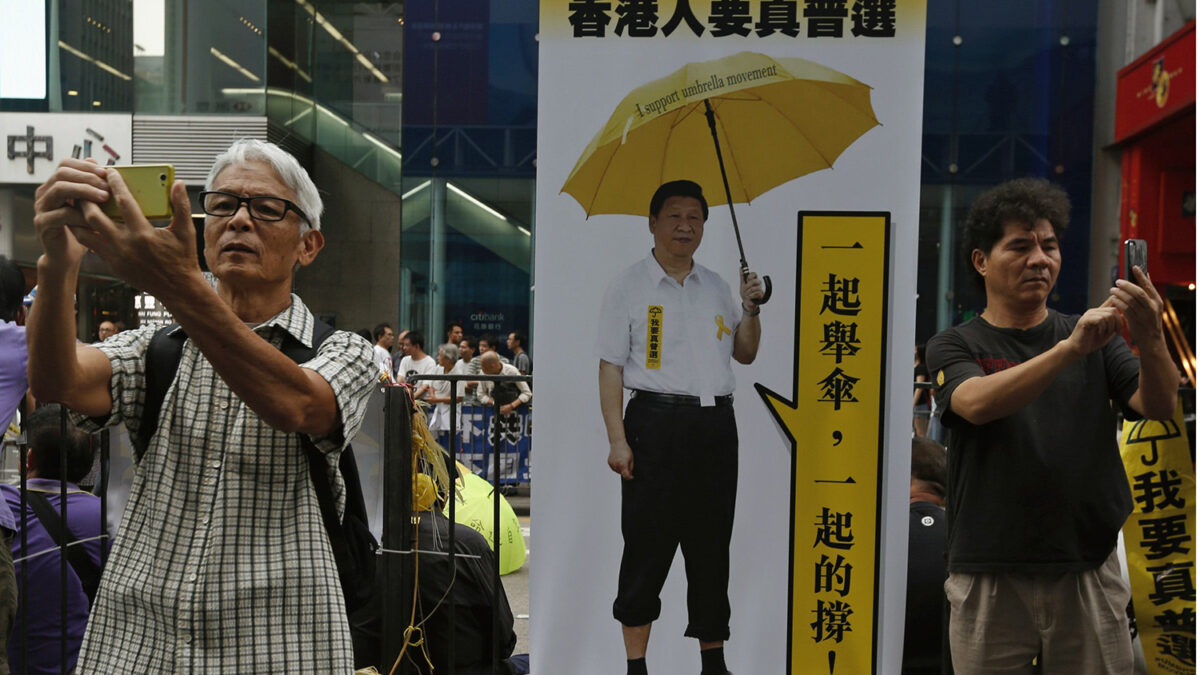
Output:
(533, 4), (928, 674)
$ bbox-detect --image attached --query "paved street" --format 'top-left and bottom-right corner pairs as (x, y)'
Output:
(502, 491), (531, 657)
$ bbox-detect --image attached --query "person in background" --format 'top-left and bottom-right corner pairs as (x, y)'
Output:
(4, 404), (106, 675)
(396, 330), (439, 401)
(97, 320), (117, 342)
(508, 330), (532, 376)
(0, 256), (22, 674)
(446, 321), (464, 346)
(477, 351), (531, 417)
(372, 323), (396, 382)
(903, 436), (949, 675)
(427, 342), (467, 438)
(478, 334), (510, 365)
(459, 336), (482, 406)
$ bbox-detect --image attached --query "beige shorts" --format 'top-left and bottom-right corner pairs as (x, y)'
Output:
(945, 548), (1133, 675)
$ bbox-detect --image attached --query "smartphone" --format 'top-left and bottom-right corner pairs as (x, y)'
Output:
(1123, 238), (1148, 281)
(100, 165), (174, 220)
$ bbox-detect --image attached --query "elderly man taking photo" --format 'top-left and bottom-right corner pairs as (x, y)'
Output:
(926, 178), (1177, 674)
(27, 140), (377, 672)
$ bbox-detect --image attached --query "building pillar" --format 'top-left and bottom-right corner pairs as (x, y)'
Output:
(429, 178), (446, 342)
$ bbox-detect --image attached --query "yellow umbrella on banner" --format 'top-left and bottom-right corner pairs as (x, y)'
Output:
(446, 466), (527, 575)
(561, 51), (881, 305)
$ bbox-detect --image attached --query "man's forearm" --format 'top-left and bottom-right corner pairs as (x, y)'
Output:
(158, 275), (341, 435)
(27, 257), (112, 415)
(732, 313), (760, 364)
(598, 361), (626, 443)
(948, 340), (1080, 425)
(1129, 339), (1180, 420)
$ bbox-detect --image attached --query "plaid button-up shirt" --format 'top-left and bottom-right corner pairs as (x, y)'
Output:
(73, 295), (377, 673)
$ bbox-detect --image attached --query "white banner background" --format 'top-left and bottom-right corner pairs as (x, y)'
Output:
(533, 9), (927, 673)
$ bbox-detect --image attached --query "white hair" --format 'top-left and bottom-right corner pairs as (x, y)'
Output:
(439, 342), (459, 362)
(205, 139), (323, 232)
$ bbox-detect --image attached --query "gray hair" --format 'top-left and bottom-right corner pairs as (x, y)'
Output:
(205, 139), (323, 232)
(438, 342), (459, 362)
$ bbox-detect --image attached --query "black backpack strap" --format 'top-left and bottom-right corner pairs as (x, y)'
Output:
(139, 324), (187, 463)
(25, 492), (102, 607)
(139, 319), (332, 462)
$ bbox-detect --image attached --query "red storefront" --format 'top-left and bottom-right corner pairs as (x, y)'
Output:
(1115, 21), (1196, 384)
(1115, 21), (1195, 288)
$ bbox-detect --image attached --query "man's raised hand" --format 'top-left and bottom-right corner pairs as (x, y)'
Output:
(1065, 304), (1123, 358)
(33, 159), (111, 269)
(69, 168), (200, 300)
(1109, 266), (1165, 349)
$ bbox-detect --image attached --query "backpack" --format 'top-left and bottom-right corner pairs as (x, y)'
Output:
(140, 320), (380, 667)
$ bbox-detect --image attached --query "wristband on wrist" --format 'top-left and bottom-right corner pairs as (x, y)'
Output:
(742, 303), (761, 316)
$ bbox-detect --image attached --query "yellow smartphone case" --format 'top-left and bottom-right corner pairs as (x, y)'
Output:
(101, 165), (175, 220)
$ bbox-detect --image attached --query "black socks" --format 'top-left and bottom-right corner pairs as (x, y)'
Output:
(628, 647), (727, 674)
(700, 646), (727, 675)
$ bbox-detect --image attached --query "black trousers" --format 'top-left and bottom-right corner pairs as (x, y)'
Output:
(612, 396), (738, 642)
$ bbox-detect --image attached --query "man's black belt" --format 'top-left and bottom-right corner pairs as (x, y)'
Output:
(631, 390), (733, 407)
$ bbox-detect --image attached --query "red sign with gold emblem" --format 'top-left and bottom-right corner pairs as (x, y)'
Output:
(1115, 21), (1195, 143)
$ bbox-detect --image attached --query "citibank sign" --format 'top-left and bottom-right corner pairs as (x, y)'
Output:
(1, 112), (132, 184)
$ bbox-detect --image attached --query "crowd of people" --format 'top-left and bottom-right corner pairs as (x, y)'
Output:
(0, 139), (1184, 675)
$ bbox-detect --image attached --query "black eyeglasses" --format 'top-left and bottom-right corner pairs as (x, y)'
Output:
(199, 191), (312, 228)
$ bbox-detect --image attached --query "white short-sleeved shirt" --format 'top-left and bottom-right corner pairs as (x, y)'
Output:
(397, 354), (439, 384)
(373, 344), (393, 379)
(596, 251), (742, 402)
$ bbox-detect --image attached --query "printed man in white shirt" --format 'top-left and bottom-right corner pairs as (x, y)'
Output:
(596, 180), (763, 675)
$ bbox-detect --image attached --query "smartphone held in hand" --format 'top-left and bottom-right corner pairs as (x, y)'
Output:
(1123, 238), (1148, 281)
(100, 165), (175, 220)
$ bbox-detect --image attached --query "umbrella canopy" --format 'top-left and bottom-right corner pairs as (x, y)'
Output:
(446, 467), (528, 575)
(561, 51), (880, 217)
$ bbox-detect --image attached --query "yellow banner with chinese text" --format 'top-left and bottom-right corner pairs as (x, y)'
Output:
(1121, 402), (1196, 675)
(758, 212), (890, 674)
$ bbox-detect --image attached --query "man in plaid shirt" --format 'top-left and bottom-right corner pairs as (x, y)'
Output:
(27, 140), (377, 672)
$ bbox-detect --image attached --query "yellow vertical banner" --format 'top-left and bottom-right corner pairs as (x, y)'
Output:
(758, 212), (890, 674)
(1121, 402), (1197, 675)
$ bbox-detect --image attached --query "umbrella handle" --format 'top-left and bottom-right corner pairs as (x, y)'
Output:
(741, 266), (772, 305)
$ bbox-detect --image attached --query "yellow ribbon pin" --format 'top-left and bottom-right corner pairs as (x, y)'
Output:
(715, 314), (731, 340)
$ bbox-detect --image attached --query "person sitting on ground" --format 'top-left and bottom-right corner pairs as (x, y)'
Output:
(411, 459), (529, 675)
(477, 351), (531, 417)
(4, 404), (106, 675)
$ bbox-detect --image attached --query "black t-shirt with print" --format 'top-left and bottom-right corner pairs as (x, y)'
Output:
(926, 310), (1142, 574)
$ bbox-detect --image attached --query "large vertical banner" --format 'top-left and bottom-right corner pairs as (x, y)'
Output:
(1120, 404), (1197, 675)
(534, 4), (927, 673)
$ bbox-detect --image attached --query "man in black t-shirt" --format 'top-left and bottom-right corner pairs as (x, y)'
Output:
(926, 178), (1177, 674)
